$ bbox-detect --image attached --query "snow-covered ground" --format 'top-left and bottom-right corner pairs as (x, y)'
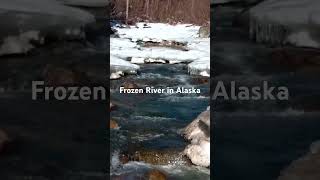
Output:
(249, 0), (320, 48)
(116, 23), (200, 43)
(111, 23), (210, 78)
(0, 0), (95, 55)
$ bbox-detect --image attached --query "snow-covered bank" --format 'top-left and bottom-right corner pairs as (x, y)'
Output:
(110, 55), (140, 79)
(182, 107), (210, 167)
(249, 0), (320, 48)
(111, 23), (210, 77)
(0, 0), (95, 55)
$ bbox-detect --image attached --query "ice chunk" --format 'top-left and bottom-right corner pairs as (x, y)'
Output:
(110, 55), (140, 76)
(0, 31), (43, 55)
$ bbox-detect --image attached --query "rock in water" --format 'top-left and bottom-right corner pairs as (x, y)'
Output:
(110, 119), (119, 129)
(146, 169), (167, 180)
(120, 149), (191, 166)
(122, 81), (140, 89)
(182, 107), (210, 167)
(184, 139), (210, 167)
(183, 109), (210, 144)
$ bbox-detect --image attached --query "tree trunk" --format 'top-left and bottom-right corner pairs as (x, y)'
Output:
(126, 0), (129, 24)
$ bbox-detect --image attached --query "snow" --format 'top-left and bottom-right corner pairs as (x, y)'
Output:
(110, 55), (140, 79)
(287, 31), (320, 48)
(188, 57), (210, 77)
(57, 0), (108, 7)
(183, 108), (210, 167)
(0, 31), (43, 55)
(184, 140), (210, 167)
(0, 0), (95, 55)
(249, 0), (320, 48)
(111, 23), (210, 77)
(116, 23), (201, 43)
(111, 40), (207, 63)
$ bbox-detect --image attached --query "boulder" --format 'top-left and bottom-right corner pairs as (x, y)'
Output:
(119, 149), (191, 166)
(184, 139), (210, 167)
(110, 119), (119, 129)
(183, 109), (210, 144)
(182, 107), (211, 167)
(146, 169), (167, 180)
(122, 81), (139, 89)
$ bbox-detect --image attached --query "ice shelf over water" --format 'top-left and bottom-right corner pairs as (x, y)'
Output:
(0, 0), (95, 55)
(249, 0), (320, 48)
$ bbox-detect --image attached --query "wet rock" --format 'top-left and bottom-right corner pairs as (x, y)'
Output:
(120, 149), (191, 166)
(146, 169), (167, 180)
(118, 153), (130, 164)
(191, 77), (209, 85)
(0, 129), (10, 153)
(278, 140), (320, 180)
(110, 119), (119, 129)
(122, 81), (139, 89)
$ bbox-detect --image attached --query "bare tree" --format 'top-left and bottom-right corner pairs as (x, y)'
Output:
(146, 0), (149, 17)
(126, 0), (129, 24)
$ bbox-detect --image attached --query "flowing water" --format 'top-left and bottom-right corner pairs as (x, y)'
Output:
(110, 64), (210, 179)
(213, 6), (320, 180)
(0, 18), (107, 179)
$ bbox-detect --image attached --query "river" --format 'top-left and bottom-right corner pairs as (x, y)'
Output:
(110, 64), (210, 179)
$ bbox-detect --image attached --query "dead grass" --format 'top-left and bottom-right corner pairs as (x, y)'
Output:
(110, 0), (210, 25)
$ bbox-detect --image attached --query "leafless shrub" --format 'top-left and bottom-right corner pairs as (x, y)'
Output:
(111, 0), (210, 25)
